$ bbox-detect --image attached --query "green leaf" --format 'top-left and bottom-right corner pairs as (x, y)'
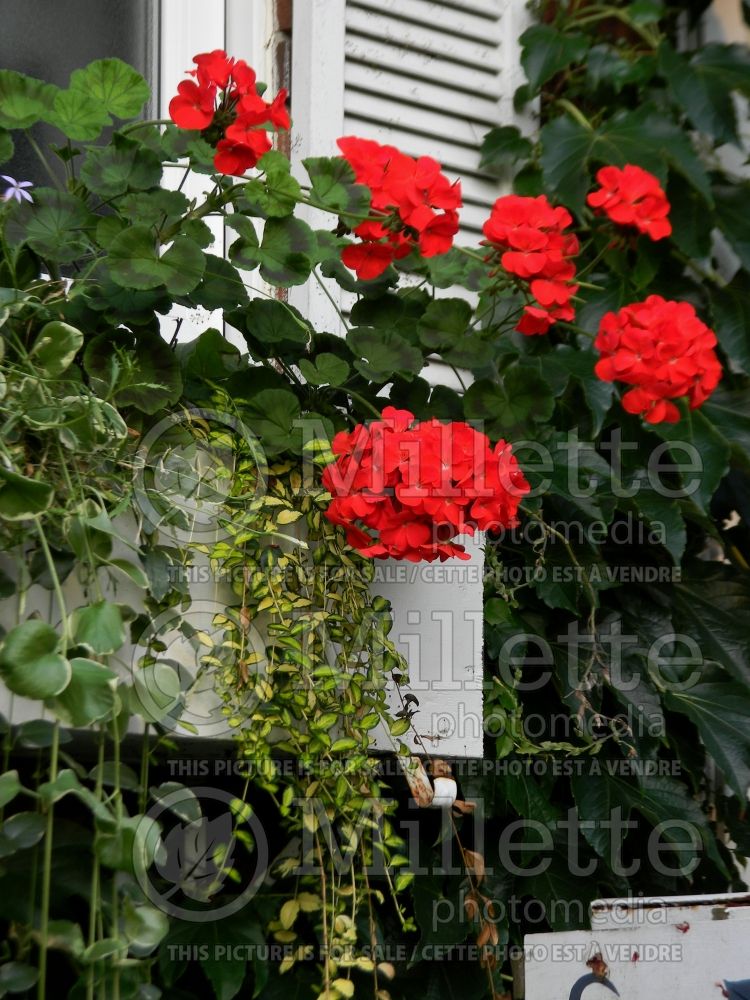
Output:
(45, 88), (110, 141)
(710, 276), (750, 375)
(244, 388), (301, 455)
(464, 367), (554, 437)
(0, 770), (21, 809)
(714, 184), (750, 272)
(122, 898), (169, 952)
(302, 156), (370, 220)
(72, 601), (125, 655)
(30, 321), (83, 377)
(629, 482), (686, 565)
(417, 298), (472, 351)
(702, 386), (750, 463)
(540, 106), (711, 213)
(233, 298), (309, 360)
(667, 173), (712, 259)
(298, 353), (350, 386)
(132, 663), (182, 723)
(84, 328), (183, 414)
(189, 254), (248, 312)
(0, 621), (70, 699)
(659, 42), (731, 143)
(48, 657), (117, 727)
(107, 226), (205, 295)
(5, 188), (93, 263)
(520, 25), (590, 92)
(347, 327), (424, 382)
(479, 126), (534, 174)
(671, 570), (750, 688)
(0, 468), (54, 520)
(664, 679), (750, 798)
(0, 813), (47, 858)
(586, 44), (654, 93)
(69, 58), (150, 119)
(0, 962), (39, 993)
(652, 403), (730, 513)
(0, 130), (14, 165)
(243, 151), (302, 217)
(0, 70), (57, 129)
(80, 134), (162, 198)
(244, 216), (316, 287)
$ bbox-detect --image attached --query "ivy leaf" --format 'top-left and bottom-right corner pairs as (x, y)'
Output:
(664, 677), (750, 798)
(628, 480), (686, 565)
(0, 70), (57, 129)
(652, 403), (730, 513)
(48, 657), (117, 727)
(69, 58), (150, 119)
(540, 106), (711, 213)
(710, 276), (750, 375)
(661, 42), (750, 144)
(5, 188), (93, 263)
(45, 88), (110, 141)
(238, 217), (316, 287)
(302, 156), (370, 221)
(80, 135), (163, 198)
(298, 353), (350, 386)
(0, 621), (71, 700)
(666, 173), (712, 259)
(108, 226), (205, 295)
(520, 25), (590, 92)
(479, 126), (534, 174)
(0, 468), (54, 520)
(714, 184), (750, 272)
(702, 386), (750, 463)
(347, 327), (424, 382)
(671, 569), (750, 688)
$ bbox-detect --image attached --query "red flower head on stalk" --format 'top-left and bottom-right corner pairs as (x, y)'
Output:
(168, 49), (289, 176)
(482, 194), (580, 335)
(336, 137), (462, 280)
(587, 164), (672, 241)
(594, 295), (721, 423)
(323, 408), (530, 562)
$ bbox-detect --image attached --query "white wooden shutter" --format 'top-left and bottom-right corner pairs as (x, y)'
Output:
(290, 0), (533, 334)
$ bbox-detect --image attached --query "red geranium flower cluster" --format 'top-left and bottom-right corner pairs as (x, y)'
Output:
(594, 295), (721, 424)
(587, 165), (672, 241)
(322, 407), (530, 562)
(482, 195), (580, 336)
(336, 137), (462, 280)
(168, 50), (290, 176)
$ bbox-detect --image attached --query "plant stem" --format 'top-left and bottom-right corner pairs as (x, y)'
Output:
(37, 722), (59, 1000)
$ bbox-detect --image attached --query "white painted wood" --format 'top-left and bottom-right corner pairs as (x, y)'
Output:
(525, 895), (750, 999)
(372, 532), (485, 757)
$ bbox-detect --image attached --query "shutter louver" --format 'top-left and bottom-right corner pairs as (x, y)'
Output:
(343, 0), (508, 242)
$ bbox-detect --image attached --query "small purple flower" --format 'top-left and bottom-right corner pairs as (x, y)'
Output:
(1, 176), (33, 204)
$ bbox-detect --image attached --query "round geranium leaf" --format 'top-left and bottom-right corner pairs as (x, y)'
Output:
(45, 88), (110, 141)
(5, 188), (94, 263)
(0, 70), (58, 129)
(69, 58), (150, 119)
(107, 226), (205, 295)
(80, 135), (163, 199)
(0, 621), (71, 700)
(0, 129), (13, 166)
(299, 353), (350, 387)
